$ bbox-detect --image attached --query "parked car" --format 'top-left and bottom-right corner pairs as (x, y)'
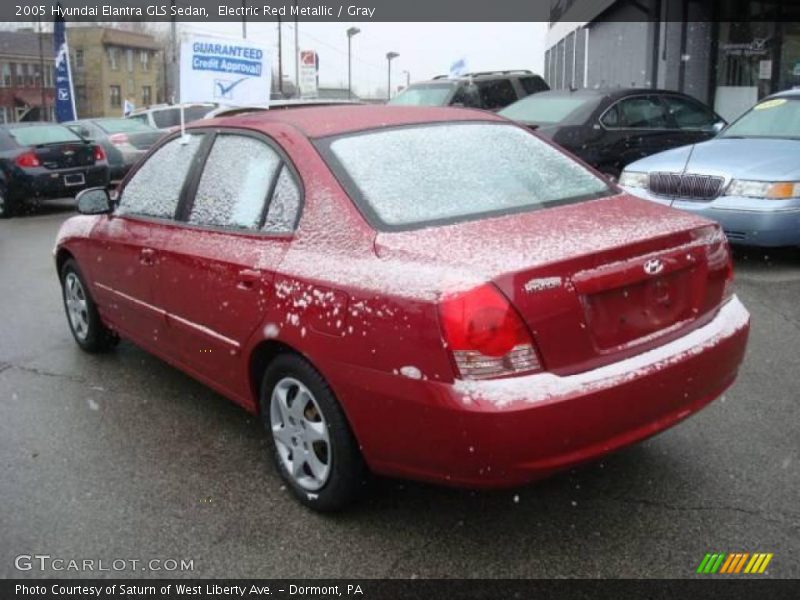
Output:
(65, 118), (164, 183)
(203, 99), (363, 120)
(499, 88), (726, 179)
(126, 103), (217, 129)
(0, 122), (109, 218)
(388, 70), (548, 111)
(55, 106), (749, 510)
(620, 90), (800, 247)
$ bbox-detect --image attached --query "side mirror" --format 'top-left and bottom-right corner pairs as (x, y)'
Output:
(76, 187), (112, 215)
(712, 120), (726, 133)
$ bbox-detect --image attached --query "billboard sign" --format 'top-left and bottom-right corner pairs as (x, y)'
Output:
(299, 50), (318, 98)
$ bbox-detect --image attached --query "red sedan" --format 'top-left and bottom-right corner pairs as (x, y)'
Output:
(55, 106), (750, 510)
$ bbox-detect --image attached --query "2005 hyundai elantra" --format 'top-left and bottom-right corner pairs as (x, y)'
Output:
(55, 106), (750, 510)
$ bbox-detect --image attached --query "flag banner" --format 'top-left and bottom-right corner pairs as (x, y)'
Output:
(53, 8), (76, 122)
(180, 34), (271, 106)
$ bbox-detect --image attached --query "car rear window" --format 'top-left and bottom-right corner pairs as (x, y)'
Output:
(321, 122), (611, 230)
(95, 119), (155, 133)
(499, 94), (598, 124)
(388, 83), (455, 106)
(8, 125), (82, 146)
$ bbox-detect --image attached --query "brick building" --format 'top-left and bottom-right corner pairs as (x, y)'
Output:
(68, 27), (164, 119)
(0, 30), (56, 124)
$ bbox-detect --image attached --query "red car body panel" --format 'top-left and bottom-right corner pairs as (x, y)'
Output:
(55, 106), (750, 488)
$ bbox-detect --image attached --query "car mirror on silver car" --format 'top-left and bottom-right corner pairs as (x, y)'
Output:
(76, 187), (113, 215)
(712, 120), (726, 133)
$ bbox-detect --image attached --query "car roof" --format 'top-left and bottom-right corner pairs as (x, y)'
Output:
(765, 89), (800, 100)
(531, 87), (699, 99)
(198, 105), (506, 138)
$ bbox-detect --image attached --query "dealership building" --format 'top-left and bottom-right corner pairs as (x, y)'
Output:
(544, 0), (800, 120)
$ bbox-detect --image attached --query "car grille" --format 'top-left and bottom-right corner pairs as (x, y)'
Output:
(649, 172), (725, 201)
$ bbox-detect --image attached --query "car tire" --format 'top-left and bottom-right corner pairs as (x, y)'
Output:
(260, 353), (365, 511)
(0, 189), (17, 219)
(60, 259), (119, 353)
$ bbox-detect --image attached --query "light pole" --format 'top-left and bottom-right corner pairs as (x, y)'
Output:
(386, 51), (399, 100)
(346, 27), (360, 100)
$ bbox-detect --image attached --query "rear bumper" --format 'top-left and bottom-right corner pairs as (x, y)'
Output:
(13, 165), (109, 200)
(626, 188), (800, 247)
(328, 297), (750, 488)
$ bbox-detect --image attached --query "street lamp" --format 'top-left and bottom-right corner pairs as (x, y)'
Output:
(346, 27), (360, 100)
(386, 51), (399, 100)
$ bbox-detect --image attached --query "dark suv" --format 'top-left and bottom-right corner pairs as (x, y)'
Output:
(388, 70), (549, 111)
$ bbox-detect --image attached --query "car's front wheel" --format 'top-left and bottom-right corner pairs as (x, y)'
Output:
(60, 259), (119, 353)
(260, 354), (365, 511)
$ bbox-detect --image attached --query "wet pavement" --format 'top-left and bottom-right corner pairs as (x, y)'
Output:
(1, 205), (798, 578)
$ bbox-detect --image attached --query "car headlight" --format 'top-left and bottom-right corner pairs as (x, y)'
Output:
(618, 171), (649, 189)
(726, 179), (800, 199)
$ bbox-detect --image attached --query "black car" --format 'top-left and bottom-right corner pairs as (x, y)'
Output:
(65, 118), (164, 184)
(388, 70), (549, 111)
(0, 122), (109, 218)
(499, 88), (726, 179)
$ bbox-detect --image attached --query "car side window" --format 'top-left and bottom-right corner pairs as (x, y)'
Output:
(188, 134), (281, 230)
(519, 76), (548, 95)
(477, 80), (518, 110)
(611, 96), (670, 129)
(662, 95), (718, 130)
(152, 108), (180, 129)
(263, 165), (301, 233)
(117, 133), (205, 219)
(600, 104), (620, 128)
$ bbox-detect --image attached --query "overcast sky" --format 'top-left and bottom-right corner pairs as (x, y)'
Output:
(181, 22), (548, 97)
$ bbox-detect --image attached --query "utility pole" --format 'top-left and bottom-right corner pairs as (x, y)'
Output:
(277, 16), (283, 95)
(293, 0), (299, 96)
(242, 0), (247, 39)
(386, 51), (399, 100)
(37, 15), (47, 120)
(346, 27), (360, 100)
(170, 0), (177, 103)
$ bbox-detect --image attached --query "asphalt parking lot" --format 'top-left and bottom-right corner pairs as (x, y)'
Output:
(1, 205), (799, 579)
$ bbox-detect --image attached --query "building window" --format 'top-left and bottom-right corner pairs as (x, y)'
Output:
(140, 50), (149, 71)
(0, 63), (7, 87)
(0, 107), (7, 123)
(22, 64), (33, 87)
(142, 85), (152, 105)
(75, 49), (84, 69)
(110, 85), (121, 108)
(33, 64), (42, 87)
(45, 66), (53, 88)
(108, 47), (118, 70)
(12, 63), (22, 86)
(126, 49), (134, 73)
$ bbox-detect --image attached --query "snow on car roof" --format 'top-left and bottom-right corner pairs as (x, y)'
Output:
(198, 105), (506, 138)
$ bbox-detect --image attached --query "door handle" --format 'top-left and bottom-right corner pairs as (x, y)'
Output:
(237, 269), (261, 290)
(139, 248), (156, 266)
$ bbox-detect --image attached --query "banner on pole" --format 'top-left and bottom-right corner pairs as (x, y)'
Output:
(180, 34), (271, 106)
(53, 7), (77, 122)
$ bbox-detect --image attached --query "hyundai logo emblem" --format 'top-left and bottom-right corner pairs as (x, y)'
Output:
(644, 258), (665, 275)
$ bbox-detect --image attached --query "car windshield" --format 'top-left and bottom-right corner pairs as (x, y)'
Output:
(499, 94), (599, 124)
(8, 125), (82, 146)
(322, 122), (612, 230)
(388, 83), (455, 106)
(95, 119), (156, 133)
(721, 97), (800, 139)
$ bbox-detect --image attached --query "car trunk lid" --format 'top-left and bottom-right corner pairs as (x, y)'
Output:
(33, 141), (95, 170)
(374, 194), (730, 375)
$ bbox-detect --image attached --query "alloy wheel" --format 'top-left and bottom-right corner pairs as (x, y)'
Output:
(64, 272), (90, 341)
(270, 377), (332, 491)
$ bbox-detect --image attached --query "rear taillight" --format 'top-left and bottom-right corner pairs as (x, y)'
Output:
(15, 151), (41, 168)
(93, 145), (107, 161)
(438, 284), (541, 380)
(108, 133), (129, 146)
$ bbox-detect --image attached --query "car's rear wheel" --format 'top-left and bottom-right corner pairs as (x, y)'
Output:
(60, 259), (119, 353)
(260, 354), (365, 511)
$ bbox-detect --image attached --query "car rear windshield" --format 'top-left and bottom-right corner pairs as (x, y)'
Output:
(499, 94), (599, 124)
(95, 119), (155, 133)
(8, 125), (82, 146)
(321, 122), (612, 230)
(721, 97), (800, 139)
(388, 83), (455, 106)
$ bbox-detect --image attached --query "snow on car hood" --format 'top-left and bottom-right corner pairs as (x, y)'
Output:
(626, 137), (800, 181)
